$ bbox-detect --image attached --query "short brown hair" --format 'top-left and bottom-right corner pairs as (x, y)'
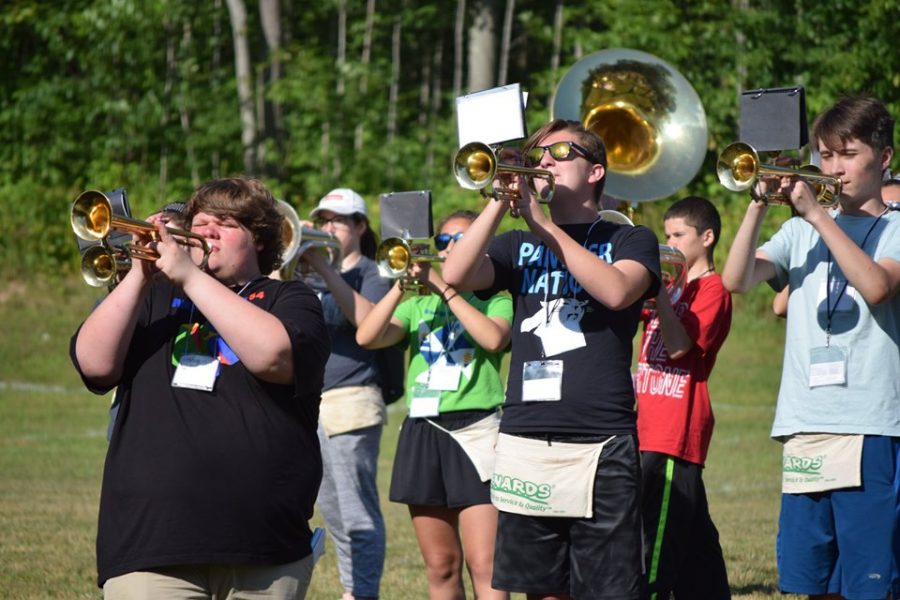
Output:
(185, 177), (284, 275)
(812, 95), (895, 153)
(523, 119), (608, 203)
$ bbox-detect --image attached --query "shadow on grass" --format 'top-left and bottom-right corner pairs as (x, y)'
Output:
(732, 581), (780, 596)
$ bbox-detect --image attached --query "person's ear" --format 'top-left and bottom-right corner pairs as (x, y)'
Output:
(880, 146), (894, 173)
(701, 228), (715, 249)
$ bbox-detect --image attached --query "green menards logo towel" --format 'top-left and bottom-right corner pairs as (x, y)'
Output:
(782, 454), (824, 475)
(491, 473), (552, 503)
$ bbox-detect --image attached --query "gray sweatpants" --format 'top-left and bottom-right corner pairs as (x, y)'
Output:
(316, 423), (385, 599)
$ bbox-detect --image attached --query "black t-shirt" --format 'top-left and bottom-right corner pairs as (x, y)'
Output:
(70, 277), (330, 586)
(479, 220), (660, 435)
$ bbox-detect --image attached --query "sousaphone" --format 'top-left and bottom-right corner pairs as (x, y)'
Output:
(551, 48), (708, 202)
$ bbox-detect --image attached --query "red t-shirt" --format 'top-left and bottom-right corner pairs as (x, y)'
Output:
(635, 274), (732, 465)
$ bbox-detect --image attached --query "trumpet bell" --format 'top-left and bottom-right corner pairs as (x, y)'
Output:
(658, 245), (688, 305)
(72, 190), (114, 241)
(716, 142), (841, 207)
(375, 237), (413, 279)
(716, 142), (759, 192)
(454, 142), (496, 190)
(80, 245), (131, 288)
(551, 48), (708, 202)
(274, 199), (342, 281)
(453, 142), (555, 203)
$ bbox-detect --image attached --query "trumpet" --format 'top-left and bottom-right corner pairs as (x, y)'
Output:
(454, 141), (555, 203)
(276, 199), (342, 282)
(375, 237), (444, 292)
(597, 210), (687, 306)
(71, 190), (210, 267)
(717, 142), (841, 207)
(80, 244), (131, 288)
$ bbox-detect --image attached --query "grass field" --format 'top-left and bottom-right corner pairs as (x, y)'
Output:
(0, 277), (787, 599)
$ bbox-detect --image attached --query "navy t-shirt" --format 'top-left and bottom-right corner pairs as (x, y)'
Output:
(479, 220), (661, 435)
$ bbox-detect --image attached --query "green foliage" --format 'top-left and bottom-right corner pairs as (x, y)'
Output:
(1, 0), (898, 275)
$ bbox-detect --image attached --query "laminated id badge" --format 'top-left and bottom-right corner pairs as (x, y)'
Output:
(427, 364), (462, 391)
(809, 346), (848, 388)
(171, 353), (220, 391)
(522, 360), (563, 401)
(409, 385), (441, 418)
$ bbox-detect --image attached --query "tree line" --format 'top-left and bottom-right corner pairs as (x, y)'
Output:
(1, 0), (897, 280)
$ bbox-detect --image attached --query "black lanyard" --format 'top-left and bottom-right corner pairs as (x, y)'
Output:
(824, 207), (887, 344)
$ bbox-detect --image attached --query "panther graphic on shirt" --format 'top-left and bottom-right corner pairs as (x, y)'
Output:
(519, 298), (589, 357)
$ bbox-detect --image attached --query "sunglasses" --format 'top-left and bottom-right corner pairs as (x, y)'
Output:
(525, 141), (592, 166)
(434, 232), (464, 250)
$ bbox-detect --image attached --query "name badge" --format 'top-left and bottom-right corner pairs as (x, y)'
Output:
(171, 353), (220, 391)
(522, 360), (563, 402)
(428, 364), (462, 391)
(809, 345), (848, 388)
(409, 386), (441, 418)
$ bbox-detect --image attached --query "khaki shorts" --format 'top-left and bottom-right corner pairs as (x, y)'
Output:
(103, 554), (314, 599)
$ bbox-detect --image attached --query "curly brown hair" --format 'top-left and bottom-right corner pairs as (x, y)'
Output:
(185, 177), (284, 275)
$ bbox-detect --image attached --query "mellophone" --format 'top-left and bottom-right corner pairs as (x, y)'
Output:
(71, 190), (211, 288)
(70, 191), (340, 288)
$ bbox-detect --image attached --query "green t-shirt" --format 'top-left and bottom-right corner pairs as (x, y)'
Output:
(393, 292), (512, 413)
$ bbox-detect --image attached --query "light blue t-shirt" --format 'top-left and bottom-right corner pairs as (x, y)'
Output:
(760, 209), (900, 438)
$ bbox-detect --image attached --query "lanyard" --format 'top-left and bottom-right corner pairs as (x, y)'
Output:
(180, 277), (263, 355)
(824, 208), (886, 345)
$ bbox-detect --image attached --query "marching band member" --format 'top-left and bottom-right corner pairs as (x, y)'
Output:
(356, 210), (512, 600)
(302, 188), (391, 600)
(634, 196), (732, 600)
(442, 120), (660, 600)
(72, 177), (330, 599)
(722, 95), (900, 600)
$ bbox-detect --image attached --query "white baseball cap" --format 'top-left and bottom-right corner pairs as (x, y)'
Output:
(310, 188), (368, 218)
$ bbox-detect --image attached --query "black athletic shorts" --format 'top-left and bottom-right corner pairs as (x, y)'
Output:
(491, 433), (643, 599)
(389, 409), (494, 508)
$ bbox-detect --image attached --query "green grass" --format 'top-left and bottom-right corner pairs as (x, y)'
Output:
(0, 279), (789, 599)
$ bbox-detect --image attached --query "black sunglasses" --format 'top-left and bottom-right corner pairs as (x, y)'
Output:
(434, 232), (464, 250)
(525, 141), (592, 166)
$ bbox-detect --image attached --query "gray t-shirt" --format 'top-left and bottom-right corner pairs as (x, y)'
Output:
(760, 210), (900, 438)
(319, 256), (393, 391)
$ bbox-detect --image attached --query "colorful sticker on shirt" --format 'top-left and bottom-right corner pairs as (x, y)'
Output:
(171, 322), (241, 367)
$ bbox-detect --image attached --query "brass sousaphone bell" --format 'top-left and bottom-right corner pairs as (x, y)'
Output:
(551, 48), (709, 202)
(551, 49), (707, 305)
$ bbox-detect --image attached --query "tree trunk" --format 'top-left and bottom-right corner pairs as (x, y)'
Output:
(387, 16), (402, 182)
(467, 0), (497, 93)
(354, 0), (376, 152)
(211, 0), (223, 177)
(225, 0), (257, 174)
(497, 0), (514, 85)
(333, 0), (347, 179)
(453, 0), (465, 100)
(178, 20), (199, 187)
(259, 0), (283, 175)
(551, 0), (564, 78)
